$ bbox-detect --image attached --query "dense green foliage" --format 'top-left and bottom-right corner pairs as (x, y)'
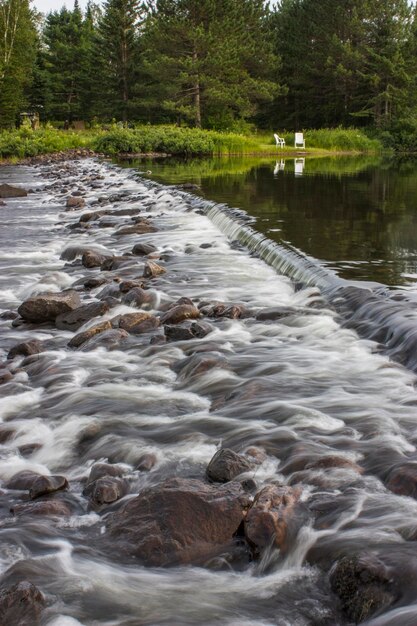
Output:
(0, 125), (383, 159)
(0, 0), (37, 128)
(1, 0), (417, 151)
(0, 126), (92, 157)
(141, 0), (278, 129)
(95, 126), (264, 155)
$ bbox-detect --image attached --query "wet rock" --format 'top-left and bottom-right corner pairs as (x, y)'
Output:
(80, 328), (128, 350)
(132, 242), (157, 256)
(306, 456), (363, 473)
(0, 310), (18, 320)
(329, 554), (396, 623)
(68, 320), (112, 348)
(164, 320), (213, 342)
(244, 485), (302, 557)
(118, 312), (160, 334)
(0, 184), (28, 198)
(29, 474), (68, 499)
(55, 301), (109, 331)
(82, 250), (109, 268)
(0, 367), (13, 384)
(84, 476), (128, 505)
(0, 425), (15, 444)
(7, 339), (44, 360)
(136, 453), (157, 472)
(143, 260), (166, 279)
(18, 443), (42, 457)
(79, 210), (107, 223)
(97, 283), (121, 300)
(160, 304), (200, 325)
(386, 462), (417, 498)
(200, 302), (249, 319)
(116, 223), (158, 236)
(106, 477), (251, 567)
(84, 276), (108, 290)
(102, 256), (136, 272)
(0, 199), (5, 206)
(122, 287), (154, 308)
(66, 195), (86, 210)
(18, 290), (81, 323)
(244, 446), (267, 465)
(119, 279), (145, 294)
(206, 448), (252, 483)
(87, 462), (125, 485)
(174, 352), (229, 380)
(0, 581), (45, 626)
(11, 500), (72, 516)
(256, 307), (299, 321)
(5, 470), (41, 490)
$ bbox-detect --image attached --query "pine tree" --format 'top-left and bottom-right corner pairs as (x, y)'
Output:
(0, 0), (37, 128)
(141, 0), (278, 129)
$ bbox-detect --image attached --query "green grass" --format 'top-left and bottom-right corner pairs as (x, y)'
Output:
(0, 124), (383, 160)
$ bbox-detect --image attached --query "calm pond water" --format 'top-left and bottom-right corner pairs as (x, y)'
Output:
(119, 155), (417, 288)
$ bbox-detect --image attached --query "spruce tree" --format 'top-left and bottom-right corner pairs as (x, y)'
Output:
(95, 0), (143, 122)
(43, 2), (85, 121)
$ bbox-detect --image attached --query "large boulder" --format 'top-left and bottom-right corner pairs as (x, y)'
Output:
(206, 449), (252, 483)
(18, 291), (81, 323)
(244, 485), (302, 557)
(55, 301), (109, 331)
(0, 184), (27, 198)
(0, 581), (45, 626)
(329, 555), (396, 623)
(106, 477), (251, 567)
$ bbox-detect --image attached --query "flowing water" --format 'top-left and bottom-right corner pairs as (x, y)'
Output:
(1, 156), (417, 625)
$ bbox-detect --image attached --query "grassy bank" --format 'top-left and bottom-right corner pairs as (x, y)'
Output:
(0, 125), (382, 160)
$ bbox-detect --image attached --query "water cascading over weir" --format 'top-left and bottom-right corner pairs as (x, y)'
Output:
(180, 192), (417, 374)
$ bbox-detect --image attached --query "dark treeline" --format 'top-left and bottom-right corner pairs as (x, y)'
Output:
(1, 0), (417, 141)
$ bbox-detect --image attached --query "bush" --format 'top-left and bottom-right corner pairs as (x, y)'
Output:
(94, 125), (261, 156)
(0, 127), (94, 158)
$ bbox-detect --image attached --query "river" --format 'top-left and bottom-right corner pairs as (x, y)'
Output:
(0, 155), (417, 625)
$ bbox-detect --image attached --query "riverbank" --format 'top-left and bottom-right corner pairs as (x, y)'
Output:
(0, 125), (382, 162)
(1, 157), (417, 624)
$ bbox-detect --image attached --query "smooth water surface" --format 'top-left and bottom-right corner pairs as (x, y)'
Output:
(120, 155), (417, 287)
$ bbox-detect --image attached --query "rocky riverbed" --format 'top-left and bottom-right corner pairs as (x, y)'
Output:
(1, 158), (417, 625)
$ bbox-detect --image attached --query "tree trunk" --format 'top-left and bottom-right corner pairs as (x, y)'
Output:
(192, 48), (201, 128)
